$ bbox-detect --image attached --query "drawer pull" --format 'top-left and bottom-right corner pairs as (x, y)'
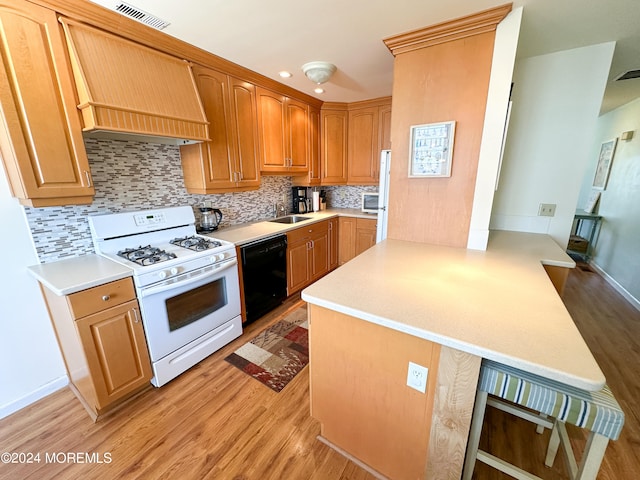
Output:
(102, 295), (110, 301)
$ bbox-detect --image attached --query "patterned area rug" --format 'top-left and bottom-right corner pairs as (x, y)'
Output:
(224, 306), (308, 392)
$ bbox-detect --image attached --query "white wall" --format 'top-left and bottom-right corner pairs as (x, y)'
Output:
(577, 98), (640, 304)
(468, 7), (522, 250)
(491, 42), (615, 247)
(0, 168), (67, 419)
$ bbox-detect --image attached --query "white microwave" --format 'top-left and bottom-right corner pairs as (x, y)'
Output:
(361, 192), (379, 213)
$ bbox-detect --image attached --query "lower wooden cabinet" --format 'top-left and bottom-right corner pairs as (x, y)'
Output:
(287, 220), (330, 295)
(41, 277), (152, 420)
(338, 217), (377, 265)
(328, 217), (339, 270)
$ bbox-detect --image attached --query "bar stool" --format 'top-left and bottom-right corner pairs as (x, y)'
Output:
(462, 359), (624, 480)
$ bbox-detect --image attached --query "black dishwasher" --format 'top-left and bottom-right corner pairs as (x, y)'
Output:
(240, 234), (287, 323)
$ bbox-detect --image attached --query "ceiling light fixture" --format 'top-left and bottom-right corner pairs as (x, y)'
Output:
(314, 87), (324, 94)
(279, 71), (292, 78)
(302, 61), (337, 84)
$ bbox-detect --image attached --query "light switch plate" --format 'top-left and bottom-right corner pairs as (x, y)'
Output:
(407, 361), (428, 393)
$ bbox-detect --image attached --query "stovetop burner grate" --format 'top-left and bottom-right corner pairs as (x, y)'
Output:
(170, 236), (222, 251)
(117, 245), (177, 266)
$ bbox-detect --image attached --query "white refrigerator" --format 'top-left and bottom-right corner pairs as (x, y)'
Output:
(376, 150), (391, 243)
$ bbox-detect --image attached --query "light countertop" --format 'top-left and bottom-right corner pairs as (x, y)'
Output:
(27, 208), (373, 295)
(301, 230), (605, 391)
(208, 208), (376, 246)
(28, 254), (133, 296)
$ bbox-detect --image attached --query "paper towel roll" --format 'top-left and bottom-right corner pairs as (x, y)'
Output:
(312, 191), (320, 212)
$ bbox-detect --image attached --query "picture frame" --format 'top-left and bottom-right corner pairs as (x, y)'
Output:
(408, 121), (456, 178)
(591, 138), (618, 190)
(584, 190), (601, 214)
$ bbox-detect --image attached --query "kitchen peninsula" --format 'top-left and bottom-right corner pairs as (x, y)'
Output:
(301, 230), (605, 479)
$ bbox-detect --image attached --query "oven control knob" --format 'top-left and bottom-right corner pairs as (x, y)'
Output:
(158, 271), (167, 279)
(215, 253), (226, 261)
(170, 267), (178, 275)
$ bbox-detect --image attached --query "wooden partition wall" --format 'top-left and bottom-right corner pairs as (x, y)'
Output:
(383, 4), (512, 248)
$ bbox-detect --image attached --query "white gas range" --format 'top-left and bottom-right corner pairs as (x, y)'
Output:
(89, 206), (242, 387)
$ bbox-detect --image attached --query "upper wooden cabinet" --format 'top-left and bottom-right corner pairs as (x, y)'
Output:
(256, 87), (310, 174)
(59, 18), (208, 143)
(347, 99), (392, 185)
(320, 106), (349, 185)
(180, 66), (260, 193)
(0, 1), (94, 207)
(292, 105), (321, 186)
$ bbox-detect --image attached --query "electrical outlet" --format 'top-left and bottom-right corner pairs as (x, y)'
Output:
(538, 203), (556, 217)
(406, 362), (428, 393)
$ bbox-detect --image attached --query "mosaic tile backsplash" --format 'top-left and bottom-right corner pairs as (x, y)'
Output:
(25, 138), (377, 263)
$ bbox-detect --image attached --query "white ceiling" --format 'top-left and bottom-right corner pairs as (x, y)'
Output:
(89, 0), (640, 114)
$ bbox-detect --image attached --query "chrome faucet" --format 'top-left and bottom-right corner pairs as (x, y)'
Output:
(274, 203), (286, 217)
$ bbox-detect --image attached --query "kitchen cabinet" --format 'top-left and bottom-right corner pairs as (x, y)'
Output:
(347, 99), (392, 185)
(286, 220), (329, 295)
(256, 87), (309, 174)
(40, 277), (152, 420)
(328, 217), (339, 271)
(181, 66), (260, 193)
(338, 217), (377, 265)
(0, 1), (94, 207)
(291, 105), (321, 186)
(319, 106), (349, 185)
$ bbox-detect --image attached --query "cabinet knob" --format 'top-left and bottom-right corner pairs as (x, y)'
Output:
(102, 295), (110, 301)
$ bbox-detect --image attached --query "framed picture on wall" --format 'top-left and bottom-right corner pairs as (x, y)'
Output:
(408, 121), (456, 178)
(591, 138), (618, 190)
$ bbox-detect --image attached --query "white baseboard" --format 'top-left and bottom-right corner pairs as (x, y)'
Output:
(589, 262), (640, 312)
(0, 376), (68, 420)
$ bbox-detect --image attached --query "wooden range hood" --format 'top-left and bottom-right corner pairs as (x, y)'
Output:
(59, 18), (209, 144)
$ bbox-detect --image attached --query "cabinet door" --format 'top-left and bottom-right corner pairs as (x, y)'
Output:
(348, 106), (379, 185)
(75, 300), (152, 409)
(379, 103), (392, 151)
(338, 217), (357, 265)
(256, 87), (287, 172)
(229, 77), (260, 188)
(287, 240), (310, 295)
(356, 218), (377, 256)
(308, 105), (322, 184)
(328, 217), (339, 270)
(310, 232), (329, 282)
(0, 2), (94, 207)
(321, 109), (348, 185)
(287, 97), (309, 173)
(181, 66), (235, 192)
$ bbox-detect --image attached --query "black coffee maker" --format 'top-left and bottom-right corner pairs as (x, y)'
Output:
(292, 187), (309, 214)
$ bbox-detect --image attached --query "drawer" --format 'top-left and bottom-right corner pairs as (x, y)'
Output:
(68, 277), (136, 319)
(287, 220), (329, 245)
(356, 217), (377, 230)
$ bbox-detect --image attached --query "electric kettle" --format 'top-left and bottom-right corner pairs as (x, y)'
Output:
(198, 206), (222, 232)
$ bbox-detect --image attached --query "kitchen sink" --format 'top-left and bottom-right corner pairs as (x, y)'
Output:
(269, 215), (311, 224)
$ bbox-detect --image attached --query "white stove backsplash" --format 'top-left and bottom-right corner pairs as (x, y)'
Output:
(24, 138), (376, 263)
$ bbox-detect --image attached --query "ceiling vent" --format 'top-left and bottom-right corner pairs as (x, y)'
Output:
(114, 2), (170, 30)
(615, 70), (640, 81)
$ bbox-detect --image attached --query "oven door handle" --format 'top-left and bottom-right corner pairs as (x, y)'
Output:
(138, 258), (237, 298)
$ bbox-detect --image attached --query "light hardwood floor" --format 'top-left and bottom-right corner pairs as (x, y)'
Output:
(0, 297), (376, 480)
(1, 265), (638, 480)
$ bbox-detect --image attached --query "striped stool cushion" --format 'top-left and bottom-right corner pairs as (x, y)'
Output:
(479, 360), (624, 440)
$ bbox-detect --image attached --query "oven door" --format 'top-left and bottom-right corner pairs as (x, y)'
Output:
(137, 258), (241, 362)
